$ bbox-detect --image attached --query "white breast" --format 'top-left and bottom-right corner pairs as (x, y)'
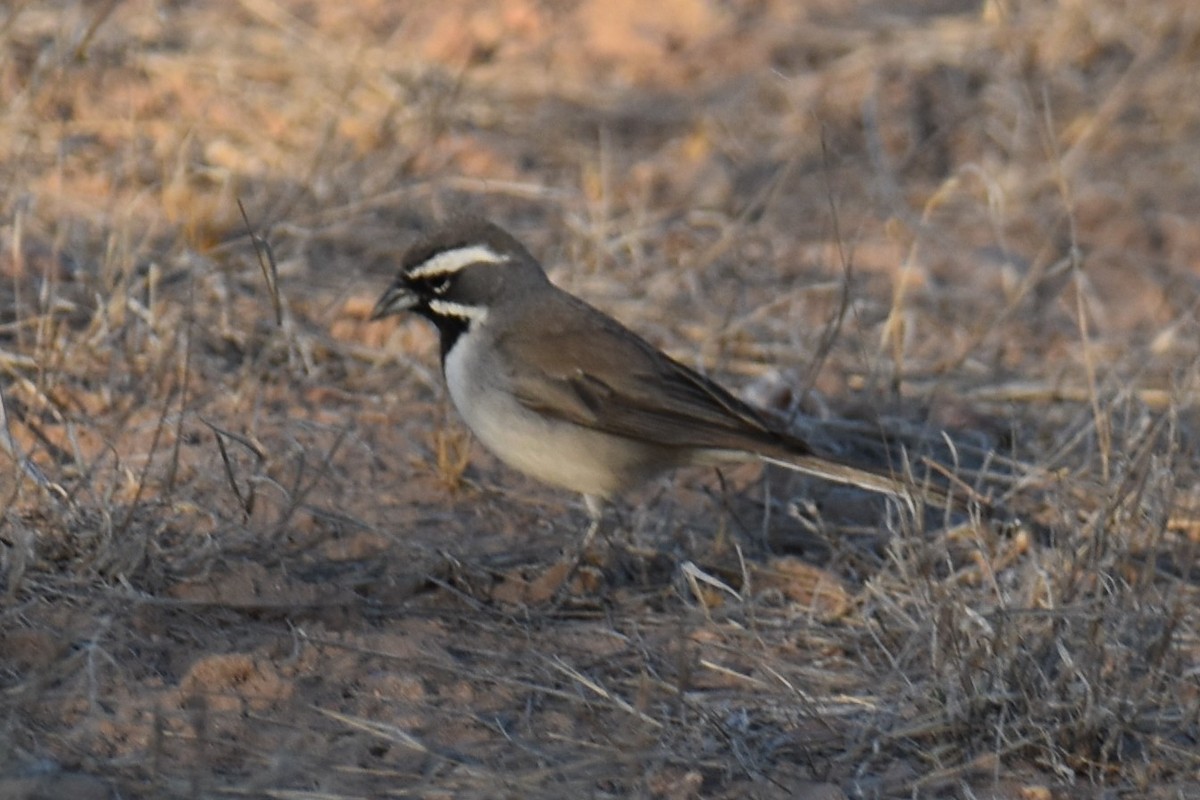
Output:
(442, 326), (667, 499)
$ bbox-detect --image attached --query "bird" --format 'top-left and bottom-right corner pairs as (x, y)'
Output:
(371, 217), (975, 541)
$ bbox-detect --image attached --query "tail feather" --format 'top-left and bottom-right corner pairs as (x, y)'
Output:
(757, 453), (987, 515)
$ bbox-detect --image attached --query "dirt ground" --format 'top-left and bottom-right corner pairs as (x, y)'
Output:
(1, 1), (1198, 797)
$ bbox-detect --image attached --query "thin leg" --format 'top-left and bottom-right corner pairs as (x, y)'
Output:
(550, 495), (606, 602)
(580, 494), (605, 551)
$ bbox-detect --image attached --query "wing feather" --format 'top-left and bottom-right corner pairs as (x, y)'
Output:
(498, 290), (810, 455)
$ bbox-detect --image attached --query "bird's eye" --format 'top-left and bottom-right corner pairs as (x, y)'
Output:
(430, 278), (452, 296)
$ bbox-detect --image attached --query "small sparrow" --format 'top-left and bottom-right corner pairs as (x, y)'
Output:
(372, 218), (970, 534)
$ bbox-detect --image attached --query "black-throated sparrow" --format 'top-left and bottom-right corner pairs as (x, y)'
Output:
(371, 218), (970, 532)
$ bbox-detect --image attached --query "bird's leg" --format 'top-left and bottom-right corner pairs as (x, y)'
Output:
(580, 494), (605, 552)
(547, 495), (608, 602)
(581, 494), (639, 570)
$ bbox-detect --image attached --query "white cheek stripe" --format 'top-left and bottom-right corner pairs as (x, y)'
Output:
(429, 299), (489, 322)
(408, 245), (508, 280)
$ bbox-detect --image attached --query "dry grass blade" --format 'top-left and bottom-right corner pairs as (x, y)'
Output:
(797, 125), (855, 399)
(200, 416), (265, 517)
(239, 198), (284, 327)
(966, 380), (1180, 411)
(71, 0), (120, 61)
(0, 348), (37, 371)
(0, 383), (62, 498)
(244, 791), (368, 800)
(680, 559), (742, 606)
(313, 707), (428, 753)
(543, 655), (663, 730)
(698, 658), (768, 688)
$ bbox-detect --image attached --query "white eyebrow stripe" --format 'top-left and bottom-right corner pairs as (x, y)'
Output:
(429, 299), (489, 322)
(408, 245), (508, 280)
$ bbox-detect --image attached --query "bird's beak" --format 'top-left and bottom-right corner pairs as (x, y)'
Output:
(370, 284), (418, 320)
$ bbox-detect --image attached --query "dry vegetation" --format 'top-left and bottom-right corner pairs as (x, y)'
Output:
(1, 0), (1199, 797)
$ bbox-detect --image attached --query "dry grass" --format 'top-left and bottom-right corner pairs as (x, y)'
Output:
(1, 0), (1198, 797)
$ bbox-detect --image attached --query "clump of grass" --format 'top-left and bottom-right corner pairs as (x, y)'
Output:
(848, 389), (1199, 792)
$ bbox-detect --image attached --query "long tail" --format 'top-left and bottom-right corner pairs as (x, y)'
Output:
(757, 452), (990, 516)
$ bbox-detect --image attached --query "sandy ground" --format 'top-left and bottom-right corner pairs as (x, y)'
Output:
(1, 1), (1198, 797)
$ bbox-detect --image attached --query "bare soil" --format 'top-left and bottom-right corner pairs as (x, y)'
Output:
(1, 1), (1198, 797)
